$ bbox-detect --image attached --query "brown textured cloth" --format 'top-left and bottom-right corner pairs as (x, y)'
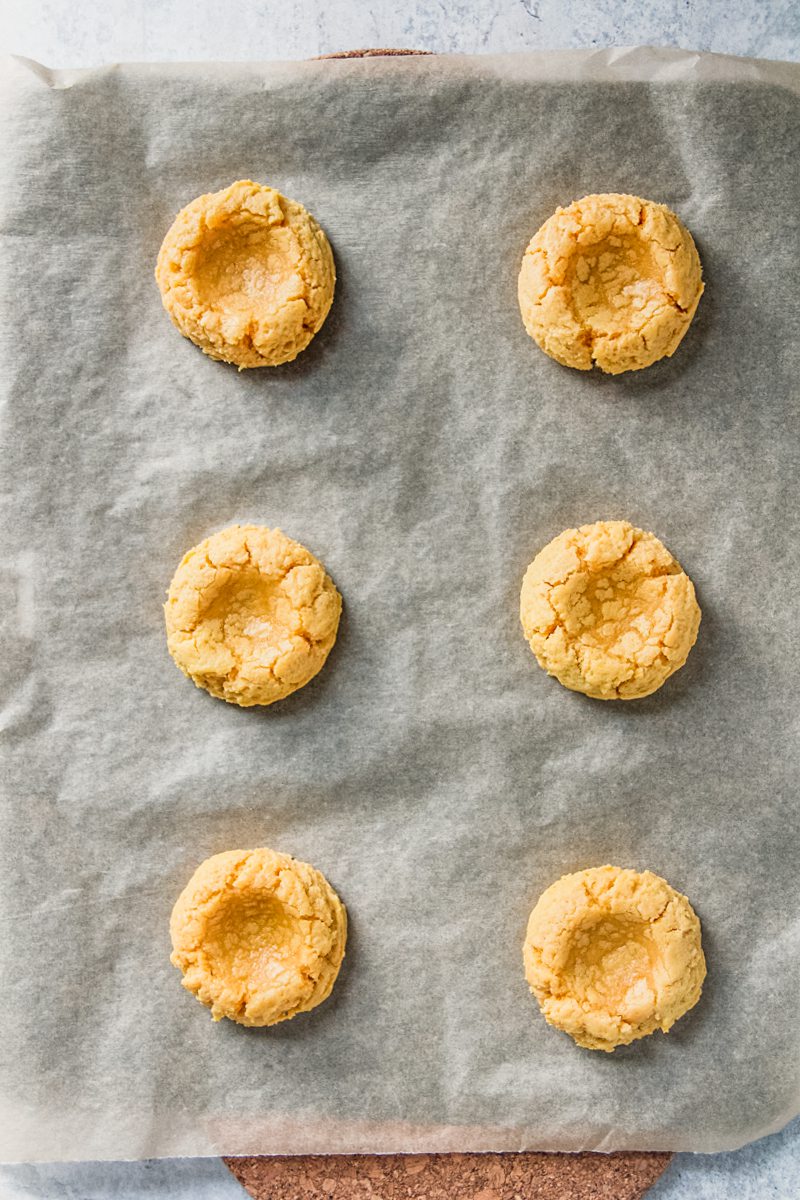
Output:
(225, 1150), (671, 1199)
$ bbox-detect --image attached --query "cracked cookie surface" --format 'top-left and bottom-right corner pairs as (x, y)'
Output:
(170, 847), (347, 1026)
(165, 524), (341, 707)
(155, 179), (335, 367)
(518, 193), (703, 374)
(520, 520), (700, 700)
(523, 865), (706, 1051)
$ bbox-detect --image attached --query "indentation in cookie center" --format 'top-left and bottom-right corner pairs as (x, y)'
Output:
(551, 567), (667, 652)
(193, 222), (303, 316)
(205, 892), (299, 989)
(565, 915), (658, 1018)
(568, 233), (662, 337)
(204, 569), (295, 661)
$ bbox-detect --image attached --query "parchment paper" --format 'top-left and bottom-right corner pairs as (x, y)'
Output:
(0, 47), (798, 1163)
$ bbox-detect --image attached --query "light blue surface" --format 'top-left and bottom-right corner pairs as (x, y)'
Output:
(0, 0), (798, 66)
(0, 2), (797, 1197)
(651, 1116), (800, 1199)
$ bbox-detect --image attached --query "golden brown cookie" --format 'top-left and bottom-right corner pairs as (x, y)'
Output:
(520, 520), (700, 700)
(165, 524), (341, 707)
(523, 865), (706, 1052)
(170, 848), (347, 1026)
(518, 193), (703, 373)
(155, 179), (335, 367)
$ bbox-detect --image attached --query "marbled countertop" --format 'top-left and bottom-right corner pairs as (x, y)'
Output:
(1, 0), (798, 66)
(0, 2), (797, 1197)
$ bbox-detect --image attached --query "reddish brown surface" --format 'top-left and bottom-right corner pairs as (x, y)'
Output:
(224, 1150), (672, 1200)
(226, 44), (671, 1200)
(314, 48), (433, 59)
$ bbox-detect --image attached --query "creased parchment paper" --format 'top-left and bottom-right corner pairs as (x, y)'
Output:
(0, 47), (798, 1163)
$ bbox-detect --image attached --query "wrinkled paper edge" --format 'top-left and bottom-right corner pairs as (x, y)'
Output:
(3, 44), (800, 96)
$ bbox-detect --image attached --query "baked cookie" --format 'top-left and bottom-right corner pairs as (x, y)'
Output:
(155, 179), (335, 367)
(523, 865), (706, 1052)
(520, 520), (700, 700)
(165, 524), (341, 707)
(170, 847), (347, 1026)
(518, 193), (703, 374)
